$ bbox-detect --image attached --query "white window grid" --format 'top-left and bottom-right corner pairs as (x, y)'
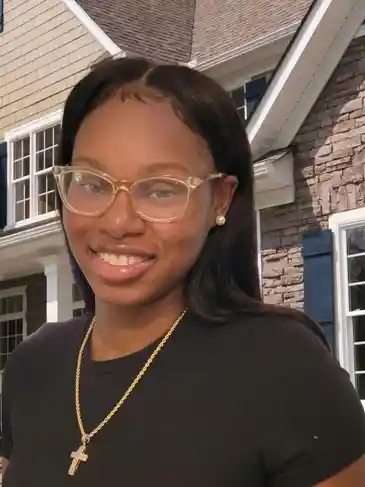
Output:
(5, 111), (62, 229)
(0, 287), (27, 395)
(330, 208), (365, 408)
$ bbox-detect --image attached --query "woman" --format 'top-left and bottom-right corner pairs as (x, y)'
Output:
(1, 57), (365, 487)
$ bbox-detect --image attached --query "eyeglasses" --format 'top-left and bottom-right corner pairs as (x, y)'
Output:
(52, 166), (225, 222)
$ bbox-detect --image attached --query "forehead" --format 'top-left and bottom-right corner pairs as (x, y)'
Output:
(73, 96), (214, 177)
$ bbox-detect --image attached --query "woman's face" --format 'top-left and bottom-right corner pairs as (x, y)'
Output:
(63, 95), (236, 307)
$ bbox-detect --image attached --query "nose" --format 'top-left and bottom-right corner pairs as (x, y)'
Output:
(98, 190), (145, 239)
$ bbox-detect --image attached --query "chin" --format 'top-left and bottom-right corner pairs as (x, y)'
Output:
(92, 281), (160, 309)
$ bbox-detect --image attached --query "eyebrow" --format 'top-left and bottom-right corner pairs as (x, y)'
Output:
(71, 157), (191, 175)
(71, 156), (106, 171)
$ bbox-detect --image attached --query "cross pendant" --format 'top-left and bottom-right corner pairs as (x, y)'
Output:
(68, 443), (89, 476)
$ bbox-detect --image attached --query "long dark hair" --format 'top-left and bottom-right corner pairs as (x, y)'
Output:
(58, 56), (328, 347)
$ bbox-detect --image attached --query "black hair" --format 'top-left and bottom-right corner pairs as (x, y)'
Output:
(58, 56), (329, 347)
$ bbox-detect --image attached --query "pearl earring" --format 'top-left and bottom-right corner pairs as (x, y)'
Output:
(216, 215), (226, 226)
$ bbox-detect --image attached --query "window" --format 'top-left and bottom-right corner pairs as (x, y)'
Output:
(72, 282), (85, 318)
(230, 73), (270, 120)
(0, 288), (26, 371)
(330, 208), (365, 407)
(6, 112), (62, 227)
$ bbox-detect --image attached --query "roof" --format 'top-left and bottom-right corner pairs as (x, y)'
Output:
(75, 0), (313, 64)
(192, 0), (313, 63)
(76, 0), (196, 62)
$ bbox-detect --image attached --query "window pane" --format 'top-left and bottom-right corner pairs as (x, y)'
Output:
(54, 125), (61, 146)
(44, 148), (53, 169)
(349, 284), (365, 312)
(13, 140), (22, 160)
(354, 316), (365, 342)
(356, 374), (365, 400)
(230, 86), (246, 109)
(348, 255), (365, 284)
(37, 173), (56, 215)
(347, 227), (365, 255)
(355, 344), (365, 371)
(45, 127), (53, 148)
(36, 131), (44, 151)
(36, 151), (45, 172)
(23, 137), (30, 157)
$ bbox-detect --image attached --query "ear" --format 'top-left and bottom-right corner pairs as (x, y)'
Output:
(211, 175), (238, 227)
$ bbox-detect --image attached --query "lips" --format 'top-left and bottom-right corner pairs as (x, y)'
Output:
(88, 247), (156, 283)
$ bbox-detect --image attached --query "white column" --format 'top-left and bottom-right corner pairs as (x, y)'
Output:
(40, 255), (74, 322)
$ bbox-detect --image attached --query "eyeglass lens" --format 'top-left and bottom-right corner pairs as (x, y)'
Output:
(59, 170), (190, 221)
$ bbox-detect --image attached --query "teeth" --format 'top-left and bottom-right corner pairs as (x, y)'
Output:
(98, 253), (147, 266)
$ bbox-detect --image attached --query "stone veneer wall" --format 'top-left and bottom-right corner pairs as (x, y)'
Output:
(261, 35), (365, 308)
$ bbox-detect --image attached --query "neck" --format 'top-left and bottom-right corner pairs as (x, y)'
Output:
(91, 289), (185, 361)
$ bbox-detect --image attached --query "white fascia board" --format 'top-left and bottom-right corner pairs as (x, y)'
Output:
(62, 0), (125, 57)
(247, 0), (365, 160)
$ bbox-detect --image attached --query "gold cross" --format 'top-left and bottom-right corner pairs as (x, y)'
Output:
(68, 444), (88, 476)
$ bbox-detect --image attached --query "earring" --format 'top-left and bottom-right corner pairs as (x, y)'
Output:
(216, 215), (226, 226)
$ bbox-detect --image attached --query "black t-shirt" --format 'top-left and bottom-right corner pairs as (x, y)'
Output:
(1, 312), (365, 487)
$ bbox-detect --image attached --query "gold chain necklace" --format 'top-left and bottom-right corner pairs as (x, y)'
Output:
(68, 309), (187, 476)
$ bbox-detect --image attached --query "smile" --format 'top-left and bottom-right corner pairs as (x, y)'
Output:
(89, 249), (155, 283)
(98, 253), (150, 267)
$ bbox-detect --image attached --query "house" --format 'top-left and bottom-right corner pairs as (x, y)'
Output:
(0, 0), (364, 409)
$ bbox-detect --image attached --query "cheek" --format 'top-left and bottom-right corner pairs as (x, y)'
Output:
(62, 209), (89, 252)
(155, 197), (212, 265)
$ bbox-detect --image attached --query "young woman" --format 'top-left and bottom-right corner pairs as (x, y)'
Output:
(1, 57), (365, 487)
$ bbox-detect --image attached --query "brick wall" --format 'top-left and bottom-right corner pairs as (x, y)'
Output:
(261, 35), (365, 308)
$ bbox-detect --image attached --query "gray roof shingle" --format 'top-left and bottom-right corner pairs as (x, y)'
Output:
(77, 0), (313, 64)
(77, 0), (196, 62)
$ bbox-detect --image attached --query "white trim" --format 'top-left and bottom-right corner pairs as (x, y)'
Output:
(4, 111), (63, 141)
(329, 208), (365, 405)
(0, 286), (27, 299)
(5, 112), (62, 229)
(354, 22), (365, 38)
(62, 0), (125, 57)
(247, 0), (365, 159)
(0, 220), (61, 249)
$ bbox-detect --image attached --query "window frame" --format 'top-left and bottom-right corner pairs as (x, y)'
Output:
(5, 110), (62, 229)
(329, 207), (365, 408)
(0, 286), (27, 394)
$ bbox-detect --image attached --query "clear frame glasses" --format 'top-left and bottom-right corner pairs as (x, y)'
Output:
(52, 166), (225, 223)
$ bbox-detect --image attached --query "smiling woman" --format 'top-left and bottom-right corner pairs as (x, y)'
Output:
(1, 57), (365, 487)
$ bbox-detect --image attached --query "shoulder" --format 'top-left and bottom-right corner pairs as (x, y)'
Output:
(4, 314), (90, 380)
(222, 309), (331, 362)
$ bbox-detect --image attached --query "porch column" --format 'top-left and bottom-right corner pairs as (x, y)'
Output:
(40, 255), (73, 322)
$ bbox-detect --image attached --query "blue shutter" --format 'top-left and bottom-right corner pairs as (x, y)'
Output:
(0, 0), (3, 34)
(303, 229), (335, 350)
(0, 142), (7, 230)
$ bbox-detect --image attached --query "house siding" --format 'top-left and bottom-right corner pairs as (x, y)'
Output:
(261, 35), (365, 308)
(0, 273), (46, 334)
(0, 0), (106, 139)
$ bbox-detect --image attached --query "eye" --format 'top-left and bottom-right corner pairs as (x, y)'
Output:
(137, 178), (187, 199)
(73, 172), (108, 193)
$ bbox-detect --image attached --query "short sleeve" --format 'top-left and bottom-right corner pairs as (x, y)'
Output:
(260, 319), (365, 487)
(1, 365), (13, 460)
